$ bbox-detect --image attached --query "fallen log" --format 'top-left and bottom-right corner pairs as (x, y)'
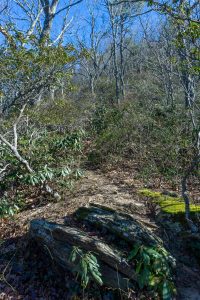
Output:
(29, 219), (136, 290)
(75, 203), (161, 246)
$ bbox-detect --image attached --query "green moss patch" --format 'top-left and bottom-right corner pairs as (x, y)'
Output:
(138, 189), (200, 215)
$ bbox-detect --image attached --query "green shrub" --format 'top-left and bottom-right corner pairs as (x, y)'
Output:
(128, 244), (176, 299)
(89, 102), (195, 183)
(0, 197), (24, 217)
(0, 125), (86, 206)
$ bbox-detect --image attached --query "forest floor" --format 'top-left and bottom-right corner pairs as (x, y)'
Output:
(1, 164), (200, 299)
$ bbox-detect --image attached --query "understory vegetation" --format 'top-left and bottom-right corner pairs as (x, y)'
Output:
(1, 100), (199, 218)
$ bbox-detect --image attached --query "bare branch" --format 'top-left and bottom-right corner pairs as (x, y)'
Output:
(26, 8), (43, 38)
(0, 132), (34, 173)
(54, 0), (84, 16)
(0, 25), (17, 48)
(13, 104), (27, 148)
(0, 2), (8, 15)
(0, 164), (10, 175)
(111, 0), (200, 24)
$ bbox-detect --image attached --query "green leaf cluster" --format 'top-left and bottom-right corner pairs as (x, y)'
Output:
(69, 247), (103, 289)
(0, 197), (23, 217)
(128, 244), (176, 299)
(52, 130), (85, 153)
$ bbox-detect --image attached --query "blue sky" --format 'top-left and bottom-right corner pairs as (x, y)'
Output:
(0, 0), (162, 46)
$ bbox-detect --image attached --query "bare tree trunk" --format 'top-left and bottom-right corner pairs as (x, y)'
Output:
(50, 87), (55, 101)
(177, 23), (196, 108)
(119, 14), (125, 99)
(167, 71), (175, 107)
(36, 92), (43, 105)
(112, 34), (120, 104)
(181, 152), (199, 232)
(182, 72), (195, 108)
(181, 127), (200, 232)
(89, 75), (96, 102)
(40, 0), (59, 41)
(107, 1), (120, 105)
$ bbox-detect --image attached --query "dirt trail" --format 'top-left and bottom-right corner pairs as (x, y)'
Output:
(1, 170), (200, 299)
(11, 170), (154, 232)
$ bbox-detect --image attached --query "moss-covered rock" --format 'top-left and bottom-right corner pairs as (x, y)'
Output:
(138, 189), (200, 215)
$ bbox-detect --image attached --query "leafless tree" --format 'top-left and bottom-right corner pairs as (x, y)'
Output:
(140, 19), (178, 108)
(0, 0), (84, 44)
(104, 0), (142, 104)
(75, 7), (111, 101)
(112, 0), (200, 24)
(39, 0), (83, 42)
